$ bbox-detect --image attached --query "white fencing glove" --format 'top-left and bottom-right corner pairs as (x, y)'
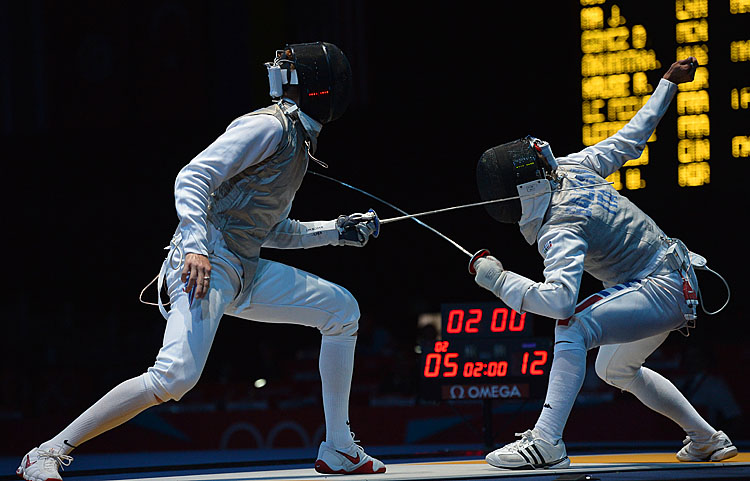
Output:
(336, 209), (379, 247)
(474, 255), (505, 294)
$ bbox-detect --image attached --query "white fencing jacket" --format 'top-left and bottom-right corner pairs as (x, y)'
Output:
(493, 78), (680, 319)
(172, 101), (341, 303)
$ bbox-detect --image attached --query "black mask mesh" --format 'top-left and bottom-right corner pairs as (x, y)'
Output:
(290, 42), (352, 124)
(476, 139), (544, 223)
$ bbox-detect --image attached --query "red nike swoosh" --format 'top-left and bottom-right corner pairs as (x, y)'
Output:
(336, 450), (360, 464)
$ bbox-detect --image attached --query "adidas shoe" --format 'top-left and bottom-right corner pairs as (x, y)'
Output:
(676, 430), (738, 462)
(486, 429), (570, 470)
(16, 447), (73, 481)
(314, 441), (386, 474)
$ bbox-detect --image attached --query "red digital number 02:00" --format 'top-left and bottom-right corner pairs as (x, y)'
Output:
(445, 308), (526, 334)
(462, 361), (508, 377)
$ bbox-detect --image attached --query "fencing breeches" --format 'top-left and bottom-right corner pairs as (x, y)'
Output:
(44, 236), (361, 453)
(534, 266), (715, 443)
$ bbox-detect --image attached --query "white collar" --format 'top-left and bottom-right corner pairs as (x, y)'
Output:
(517, 179), (552, 245)
(298, 109), (322, 139)
(278, 98), (323, 139)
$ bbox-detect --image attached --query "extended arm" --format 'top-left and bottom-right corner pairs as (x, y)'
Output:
(559, 57), (697, 178)
(264, 211), (379, 249)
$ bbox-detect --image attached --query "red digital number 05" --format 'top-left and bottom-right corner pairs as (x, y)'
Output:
(423, 352), (459, 378)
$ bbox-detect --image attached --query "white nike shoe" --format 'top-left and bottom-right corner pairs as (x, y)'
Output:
(486, 429), (570, 470)
(314, 440), (386, 474)
(16, 447), (73, 481)
(676, 430), (738, 462)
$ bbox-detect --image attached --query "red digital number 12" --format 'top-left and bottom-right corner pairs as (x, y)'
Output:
(521, 350), (549, 375)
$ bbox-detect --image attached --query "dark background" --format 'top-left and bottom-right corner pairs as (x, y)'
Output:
(2, 0), (747, 455)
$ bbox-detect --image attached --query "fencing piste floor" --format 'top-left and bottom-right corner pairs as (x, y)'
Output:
(5, 452), (748, 481)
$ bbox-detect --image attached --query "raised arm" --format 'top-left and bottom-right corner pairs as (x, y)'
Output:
(558, 57), (697, 178)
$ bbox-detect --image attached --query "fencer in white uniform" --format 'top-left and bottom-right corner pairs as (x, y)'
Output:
(471, 57), (737, 469)
(17, 42), (386, 481)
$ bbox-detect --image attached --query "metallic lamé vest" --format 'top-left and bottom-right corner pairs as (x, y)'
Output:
(540, 166), (667, 287)
(207, 102), (309, 304)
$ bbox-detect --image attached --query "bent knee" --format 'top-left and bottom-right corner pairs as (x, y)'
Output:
(554, 318), (590, 354)
(593, 354), (611, 383)
(144, 364), (202, 402)
(320, 289), (360, 337)
(595, 351), (638, 389)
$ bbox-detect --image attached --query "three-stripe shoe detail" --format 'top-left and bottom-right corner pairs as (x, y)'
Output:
(518, 444), (545, 466)
(486, 429), (571, 470)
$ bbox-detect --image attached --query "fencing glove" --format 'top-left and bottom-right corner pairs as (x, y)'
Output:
(337, 210), (379, 247)
(474, 255), (505, 294)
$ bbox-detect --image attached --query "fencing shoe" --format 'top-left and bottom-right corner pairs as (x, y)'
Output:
(16, 447), (73, 481)
(314, 440), (386, 474)
(486, 429), (570, 469)
(676, 430), (738, 462)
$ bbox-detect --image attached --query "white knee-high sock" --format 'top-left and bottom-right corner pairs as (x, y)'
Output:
(319, 335), (356, 448)
(40, 374), (161, 455)
(533, 348), (586, 443)
(624, 366), (715, 442)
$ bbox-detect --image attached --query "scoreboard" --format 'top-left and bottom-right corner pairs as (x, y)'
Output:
(418, 302), (552, 402)
(579, 0), (749, 191)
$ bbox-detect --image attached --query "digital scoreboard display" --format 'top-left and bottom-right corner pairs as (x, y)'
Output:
(418, 302), (552, 402)
(579, 0), (749, 191)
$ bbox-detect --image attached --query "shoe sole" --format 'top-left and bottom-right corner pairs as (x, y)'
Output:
(677, 446), (738, 463)
(486, 456), (570, 470)
(16, 468), (61, 481)
(711, 446), (739, 461)
(677, 445), (738, 462)
(314, 459), (386, 474)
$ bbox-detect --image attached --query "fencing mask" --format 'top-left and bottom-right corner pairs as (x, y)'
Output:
(476, 136), (558, 223)
(265, 41), (352, 124)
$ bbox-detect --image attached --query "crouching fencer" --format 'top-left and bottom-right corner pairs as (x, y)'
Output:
(17, 42), (387, 481)
(470, 57), (737, 470)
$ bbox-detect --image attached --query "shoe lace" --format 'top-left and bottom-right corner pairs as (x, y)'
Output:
(37, 449), (73, 472)
(504, 430), (535, 451)
(340, 430), (368, 457)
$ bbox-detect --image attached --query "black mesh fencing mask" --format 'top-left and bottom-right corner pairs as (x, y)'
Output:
(288, 42), (352, 124)
(476, 138), (548, 223)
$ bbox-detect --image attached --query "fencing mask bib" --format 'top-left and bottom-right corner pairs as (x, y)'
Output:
(476, 136), (558, 224)
(265, 41), (352, 124)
